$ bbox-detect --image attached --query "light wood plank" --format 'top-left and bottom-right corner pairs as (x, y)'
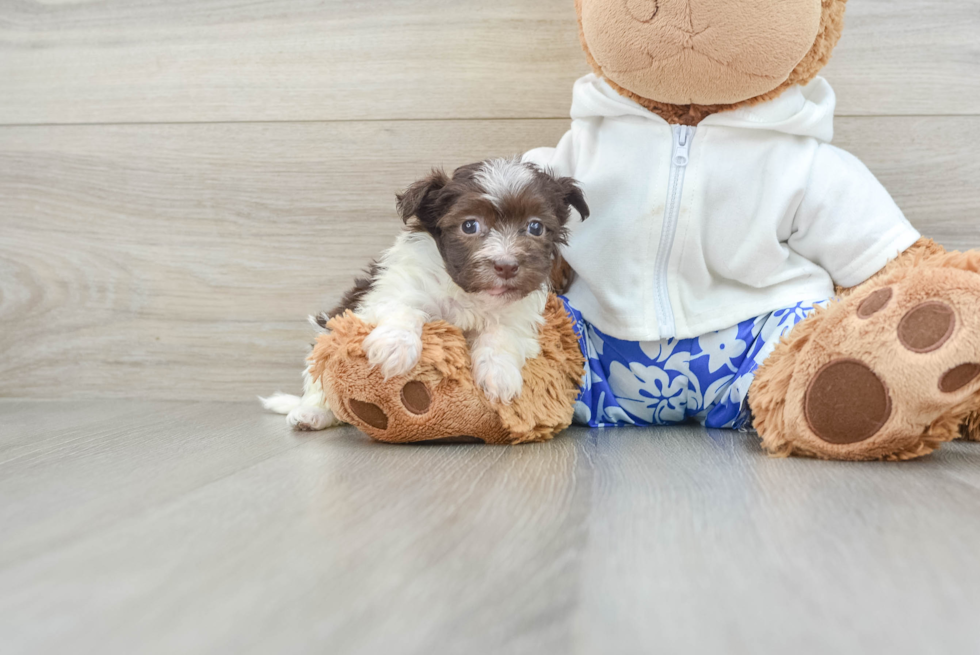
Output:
(1, 0), (977, 125)
(0, 0), (589, 124)
(0, 401), (301, 570)
(2, 403), (980, 654)
(573, 428), (980, 654)
(0, 398), (176, 463)
(0, 401), (592, 655)
(821, 0), (980, 116)
(0, 119), (571, 403)
(2, 117), (978, 401)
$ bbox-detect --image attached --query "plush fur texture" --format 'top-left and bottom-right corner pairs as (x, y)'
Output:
(309, 295), (585, 444)
(575, 0), (847, 125)
(751, 244), (980, 461)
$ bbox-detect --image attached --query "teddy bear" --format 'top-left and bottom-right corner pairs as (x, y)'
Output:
(310, 0), (980, 461)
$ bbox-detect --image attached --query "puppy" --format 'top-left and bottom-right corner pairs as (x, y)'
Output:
(262, 158), (589, 431)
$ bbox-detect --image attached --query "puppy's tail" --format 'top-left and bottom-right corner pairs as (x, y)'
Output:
(309, 313), (331, 331)
(259, 392), (303, 415)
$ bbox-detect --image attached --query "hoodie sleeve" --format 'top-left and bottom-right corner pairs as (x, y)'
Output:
(522, 125), (578, 178)
(788, 144), (921, 289)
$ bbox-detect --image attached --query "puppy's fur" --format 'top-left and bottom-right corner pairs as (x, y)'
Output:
(262, 158), (589, 431)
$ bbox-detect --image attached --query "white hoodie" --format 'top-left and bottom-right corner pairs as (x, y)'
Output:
(524, 74), (920, 342)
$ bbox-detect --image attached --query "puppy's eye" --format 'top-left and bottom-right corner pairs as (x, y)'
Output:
(527, 220), (545, 237)
(461, 220), (480, 235)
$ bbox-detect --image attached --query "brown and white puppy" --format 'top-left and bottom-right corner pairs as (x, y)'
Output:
(262, 158), (589, 431)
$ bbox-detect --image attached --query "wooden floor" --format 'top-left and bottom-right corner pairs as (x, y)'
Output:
(3, 399), (980, 655)
(3, 1), (980, 652)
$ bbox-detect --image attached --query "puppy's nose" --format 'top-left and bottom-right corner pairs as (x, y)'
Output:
(494, 260), (519, 280)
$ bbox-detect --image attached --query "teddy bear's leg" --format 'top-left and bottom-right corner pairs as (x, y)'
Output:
(750, 252), (980, 460)
(311, 321), (516, 444)
(308, 296), (585, 444)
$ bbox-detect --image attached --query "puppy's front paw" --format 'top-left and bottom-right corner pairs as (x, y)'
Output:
(363, 324), (423, 378)
(287, 406), (340, 431)
(473, 353), (524, 404)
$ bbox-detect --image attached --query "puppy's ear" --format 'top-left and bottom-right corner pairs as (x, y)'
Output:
(556, 177), (590, 221)
(396, 168), (452, 228)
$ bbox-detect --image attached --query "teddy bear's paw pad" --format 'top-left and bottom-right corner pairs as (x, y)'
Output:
(804, 359), (892, 445)
(897, 301), (955, 353)
(400, 381), (431, 415)
(348, 399), (389, 430)
(940, 363), (980, 393)
(857, 286), (893, 318)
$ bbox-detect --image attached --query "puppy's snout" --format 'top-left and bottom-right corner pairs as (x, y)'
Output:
(493, 260), (519, 280)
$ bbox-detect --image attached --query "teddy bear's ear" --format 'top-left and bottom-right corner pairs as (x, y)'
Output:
(556, 176), (590, 222)
(396, 168), (452, 228)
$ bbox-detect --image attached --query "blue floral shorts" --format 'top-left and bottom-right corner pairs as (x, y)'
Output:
(562, 298), (827, 430)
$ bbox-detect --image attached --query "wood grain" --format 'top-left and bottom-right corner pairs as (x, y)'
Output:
(2, 117), (978, 401)
(2, 3), (979, 651)
(572, 427), (980, 655)
(0, 119), (569, 401)
(1, 0), (978, 125)
(0, 400), (300, 569)
(2, 402), (980, 654)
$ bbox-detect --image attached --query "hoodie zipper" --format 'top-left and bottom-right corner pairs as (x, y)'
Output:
(653, 124), (695, 340)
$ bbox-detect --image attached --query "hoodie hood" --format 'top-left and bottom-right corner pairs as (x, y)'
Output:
(569, 73), (836, 142)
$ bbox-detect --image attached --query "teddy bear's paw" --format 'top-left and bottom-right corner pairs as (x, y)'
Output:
(341, 378), (505, 444)
(362, 324), (423, 379)
(781, 267), (980, 460)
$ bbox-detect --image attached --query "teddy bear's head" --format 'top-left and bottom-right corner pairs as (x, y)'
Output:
(576, 0), (847, 124)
